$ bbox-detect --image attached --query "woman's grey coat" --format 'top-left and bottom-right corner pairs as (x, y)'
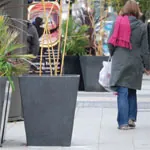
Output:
(108, 16), (150, 90)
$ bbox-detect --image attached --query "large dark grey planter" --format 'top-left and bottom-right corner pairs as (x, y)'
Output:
(80, 56), (108, 92)
(64, 56), (84, 91)
(19, 75), (79, 146)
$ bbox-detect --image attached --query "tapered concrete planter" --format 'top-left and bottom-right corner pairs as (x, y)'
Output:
(64, 56), (84, 91)
(80, 56), (108, 92)
(19, 75), (79, 146)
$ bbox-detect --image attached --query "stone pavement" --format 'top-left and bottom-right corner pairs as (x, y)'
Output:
(1, 91), (150, 150)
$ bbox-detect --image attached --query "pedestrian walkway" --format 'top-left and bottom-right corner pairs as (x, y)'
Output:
(2, 91), (150, 150)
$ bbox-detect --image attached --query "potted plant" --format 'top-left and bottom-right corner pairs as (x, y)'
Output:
(62, 17), (89, 91)
(18, 0), (79, 146)
(74, 0), (110, 92)
(2, 0), (28, 121)
(0, 14), (35, 145)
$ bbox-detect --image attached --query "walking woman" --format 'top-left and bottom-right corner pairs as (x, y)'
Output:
(108, 0), (150, 130)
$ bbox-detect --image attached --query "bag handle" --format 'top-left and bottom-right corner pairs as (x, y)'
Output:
(108, 56), (112, 62)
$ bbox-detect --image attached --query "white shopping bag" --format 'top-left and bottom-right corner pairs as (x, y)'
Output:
(98, 58), (112, 91)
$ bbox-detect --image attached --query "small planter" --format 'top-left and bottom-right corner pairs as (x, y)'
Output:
(19, 75), (79, 146)
(64, 56), (84, 91)
(80, 56), (108, 92)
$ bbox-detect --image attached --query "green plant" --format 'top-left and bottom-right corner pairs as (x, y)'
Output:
(105, 0), (124, 13)
(106, 0), (150, 13)
(0, 15), (35, 90)
(72, 0), (109, 56)
(61, 17), (89, 56)
(137, 0), (150, 13)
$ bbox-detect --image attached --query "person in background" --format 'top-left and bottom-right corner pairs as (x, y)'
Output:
(27, 21), (40, 72)
(33, 17), (44, 38)
(28, 0), (33, 4)
(27, 21), (39, 56)
(108, 0), (150, 130)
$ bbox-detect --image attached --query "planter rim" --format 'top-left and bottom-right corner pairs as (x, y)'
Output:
(65, 55), (79, 57)
(0, 77), (7, 78)
(19, 75), (80, 78)
(80, 56), (108, 58)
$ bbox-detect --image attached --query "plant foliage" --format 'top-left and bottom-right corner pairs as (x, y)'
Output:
(62, 17), (89, 56)
(106, 0), (150, 13)
(137, 0), (150, 13)
(0, 15), (35, 90)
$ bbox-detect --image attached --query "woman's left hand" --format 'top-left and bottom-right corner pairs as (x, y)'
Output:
(144, 69), (150, 75)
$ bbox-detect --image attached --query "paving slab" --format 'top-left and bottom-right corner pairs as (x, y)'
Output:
(72, 108), (102, 146)
(99, 143), (134, 150)
(62, 146), (99, 150)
